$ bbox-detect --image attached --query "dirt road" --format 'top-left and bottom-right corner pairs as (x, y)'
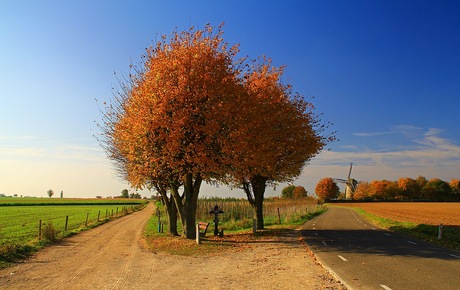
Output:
(0, 203), (344, 289)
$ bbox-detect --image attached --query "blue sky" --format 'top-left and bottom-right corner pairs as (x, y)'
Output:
(1, 0), (459, 198)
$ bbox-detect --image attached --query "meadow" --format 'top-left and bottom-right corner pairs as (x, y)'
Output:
(151, 197), (323, 237)
(196, 198), (321, 230)
(0, 197), (145, 206)
(0, 198), (146, 267)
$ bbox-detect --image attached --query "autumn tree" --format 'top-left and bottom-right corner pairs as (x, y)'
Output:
(281, 185), (296, 199)
(47, 189), (54, 198)
(370, 180), (397, 200)
(386, 181), (401, 200)
(353, 181), (372, 200)
(449, 179), (460, 201)
(230, 58), (332, 229)
(292, 186), (308, 199)
(416, 175), (428, 189)
(99, 24), (247, 238)
(99, 24), (332, 236)
(315, 178), (340, 200)
(397, 177), (420, 200)
(422, 178), (451, 201)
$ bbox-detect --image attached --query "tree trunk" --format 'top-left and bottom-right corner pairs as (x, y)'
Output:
(243, 175), (268, 230)
(164, 194), (179, 236)
(170, 173), (202, 239)
(155, 184), (179, 236)
(252, 175), (268, 230)
(183, 173), (202, 239)
(170, 182), (186, 234)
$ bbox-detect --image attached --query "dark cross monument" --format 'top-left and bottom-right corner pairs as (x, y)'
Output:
(209, 204), (224, 236)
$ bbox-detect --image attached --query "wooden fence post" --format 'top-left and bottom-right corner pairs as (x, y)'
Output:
(277, 207), (281, 224)
(97, 210), (100, 222)
(65, 216), (69, 231)
(85, 212), (89, 226)
(38, 219), (42, 240)
(196, 223), (201, 245)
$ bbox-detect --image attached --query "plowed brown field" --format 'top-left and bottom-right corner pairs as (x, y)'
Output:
(335, 202), (460, 226)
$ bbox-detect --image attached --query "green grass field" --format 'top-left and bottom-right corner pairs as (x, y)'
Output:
(0, 198), (147, 268)
(0, 197), (145, 206)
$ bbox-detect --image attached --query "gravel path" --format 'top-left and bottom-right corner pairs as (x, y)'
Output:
(0, 203), (344, 289)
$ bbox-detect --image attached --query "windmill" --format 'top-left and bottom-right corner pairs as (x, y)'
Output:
(333, 163), (358, 199)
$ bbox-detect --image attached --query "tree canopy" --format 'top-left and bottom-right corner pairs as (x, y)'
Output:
(281, 185), (296, 199)
(315, 178), (340, 200)
(98, 23), (332, 237)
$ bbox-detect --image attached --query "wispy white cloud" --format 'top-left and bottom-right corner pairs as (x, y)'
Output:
(316, 127), (460, 168)
(273, 126), (460, 196)
(353, 131), (393, 137)
(392, 124), (423, 140)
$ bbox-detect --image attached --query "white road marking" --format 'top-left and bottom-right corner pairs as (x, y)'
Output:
(338, 255), (348, 261)
(314, 232), (318, 236)
(449, 254), (460, 259)
(321, 241), (327, 245)
(407, 241), (417, 245)
(385, 233), (391, 236)
(380, 284), (392, 290)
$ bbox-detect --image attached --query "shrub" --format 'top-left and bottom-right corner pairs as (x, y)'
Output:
(42, 221), (58, 243)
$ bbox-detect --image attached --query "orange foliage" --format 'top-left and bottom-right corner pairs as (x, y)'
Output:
(450, 179), (460, 195)
(353, 181), (372, 200)
(99, 23), (334, 236)
(397, 177), (420, 199)
(370, 180), (393, 200)
(292, 186), (308, 199)
(116, 24), (245, 186)
(229, 57), (328, 183)
(351, 176), (459, 201)
(315, 178), (340, 200)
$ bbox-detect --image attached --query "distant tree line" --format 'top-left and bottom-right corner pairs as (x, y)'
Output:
(314, 176), (460, 202)
(353, 176), (459, 201)
(119, 189), (142, 199)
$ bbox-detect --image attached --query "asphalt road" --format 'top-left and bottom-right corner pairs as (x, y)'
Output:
(301, 206), (460, 290)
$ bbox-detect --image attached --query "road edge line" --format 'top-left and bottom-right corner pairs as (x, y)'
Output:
(296, 226), (353, 290)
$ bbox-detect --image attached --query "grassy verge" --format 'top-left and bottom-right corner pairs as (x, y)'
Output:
(347, 207), (460, 251)
(143, 203), (326, 256)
